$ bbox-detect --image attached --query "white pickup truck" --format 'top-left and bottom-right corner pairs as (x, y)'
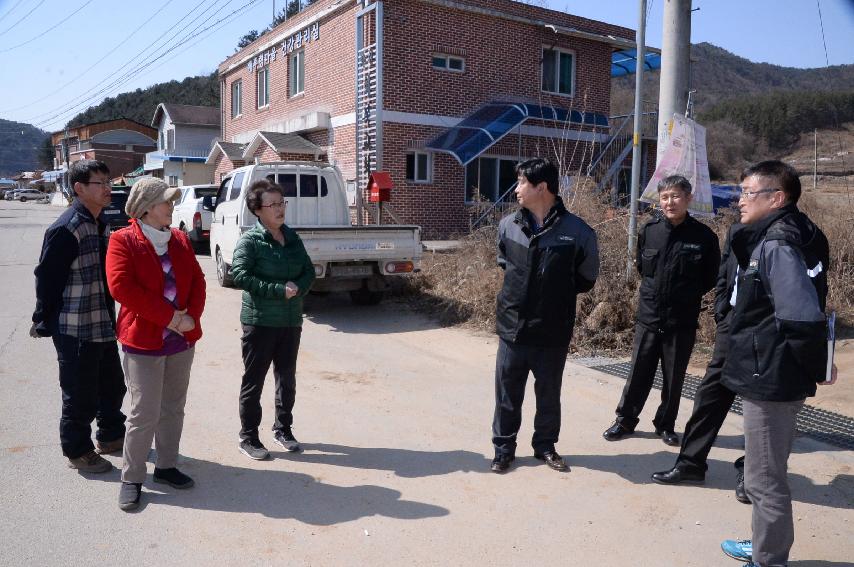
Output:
(170, 184), (218, 251)
(206, 162), (422, 305)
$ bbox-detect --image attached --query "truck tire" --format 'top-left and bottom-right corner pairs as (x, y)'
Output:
(349, 287), (383, 306)
(216, 248), (234, 288)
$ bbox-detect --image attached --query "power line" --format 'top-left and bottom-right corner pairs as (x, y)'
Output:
(0, 0), (25, 25)
(0, 0), (97, 54)
(814, 0), (850, 207)
(0, 0), (46, 36)
(0, 0), (177, 114)
(33, 0), (262, 130)
(23, 0), (226, 124)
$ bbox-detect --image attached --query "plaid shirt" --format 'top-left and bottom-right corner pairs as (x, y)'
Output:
(33, 200), (116, 342)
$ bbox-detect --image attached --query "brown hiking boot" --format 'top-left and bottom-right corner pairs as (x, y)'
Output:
(95, 438), (124, 455)
(67, 450), (112, 473)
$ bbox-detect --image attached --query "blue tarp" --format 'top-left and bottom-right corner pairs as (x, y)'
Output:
(611, 49), (661, 77)
(712, 184), (740, 213)
(426, 102), (608, 166)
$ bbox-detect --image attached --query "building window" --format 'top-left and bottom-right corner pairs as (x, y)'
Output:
(290, 50), (305, 96)
(405, 152), (431, 183)
(159, 131), (165, 150)
(257, 66), (270, 108)
(166, 130), (175, 152)
(168, 175), (179, 187)
(432, 54), (465, 72)
(541, 47), (574, 96)
(231, 79), (242, 118)
(465, 157), (518, 203)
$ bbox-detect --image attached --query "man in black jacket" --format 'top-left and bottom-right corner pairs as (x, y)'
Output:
(603, 176), (720, 446)
(652, 224), (753, 502)
(490, 158), (599, 473)
(719, 161), (836, 567)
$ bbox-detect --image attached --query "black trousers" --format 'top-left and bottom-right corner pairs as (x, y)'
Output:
(239, 325), (301, 442)
(615, 324), (696, 433)
(676, 320), (740, 473)
(52, 334), (126, 459)
(492, 338), (568, 457)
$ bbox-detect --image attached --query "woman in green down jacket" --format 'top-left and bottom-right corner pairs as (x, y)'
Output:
(230, 179), (316, 461)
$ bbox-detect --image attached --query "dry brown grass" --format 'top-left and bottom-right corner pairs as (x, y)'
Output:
(404, 180), (854, 356)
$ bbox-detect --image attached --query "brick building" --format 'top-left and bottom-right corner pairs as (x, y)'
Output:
(214, 0), (648, 238)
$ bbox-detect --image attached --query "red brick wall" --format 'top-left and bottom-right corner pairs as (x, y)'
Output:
(381, 0), (617, 117)
(215, 0), (628, 237)
(218, 0), (358, 145)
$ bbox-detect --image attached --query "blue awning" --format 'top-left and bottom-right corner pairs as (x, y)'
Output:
(611, 49), (661, 77)
(426, 102), (608, 166)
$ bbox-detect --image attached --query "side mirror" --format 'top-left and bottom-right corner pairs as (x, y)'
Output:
(202, 195), (216, 212)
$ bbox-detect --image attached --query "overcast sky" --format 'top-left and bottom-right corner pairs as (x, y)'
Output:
(0, 0), (852, 133)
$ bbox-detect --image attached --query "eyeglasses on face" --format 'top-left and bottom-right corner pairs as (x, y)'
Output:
(85, 181), (112, 188)
(738, 188), (779, 200)
(260, 200), (286, 209)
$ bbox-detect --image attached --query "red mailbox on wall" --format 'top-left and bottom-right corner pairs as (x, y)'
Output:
(367, 171), (393, 203)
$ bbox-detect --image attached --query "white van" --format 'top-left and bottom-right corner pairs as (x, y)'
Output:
(208, 162), (422, 305)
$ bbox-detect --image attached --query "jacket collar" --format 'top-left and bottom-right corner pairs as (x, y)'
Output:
(514, 199), (567, 236)
(731, 204), (797, 268)
(255, 220), (293, 243)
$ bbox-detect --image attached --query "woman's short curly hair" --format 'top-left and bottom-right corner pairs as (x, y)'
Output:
(245, 179), (285, 214)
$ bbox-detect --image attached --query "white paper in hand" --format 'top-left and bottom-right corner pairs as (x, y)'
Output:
(826, 311), (836, 383)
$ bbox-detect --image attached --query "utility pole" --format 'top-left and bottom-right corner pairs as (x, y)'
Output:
(627, 0), (646, 278)
(656, 0), (692, 165)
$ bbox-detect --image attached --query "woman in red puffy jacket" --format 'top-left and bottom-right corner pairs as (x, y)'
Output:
(106, 177), (206, 512)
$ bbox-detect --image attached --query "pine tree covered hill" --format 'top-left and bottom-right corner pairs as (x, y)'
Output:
(611, 42), (854, 115)
(67, 73), (220, 128)
(0, 119), (49, 176)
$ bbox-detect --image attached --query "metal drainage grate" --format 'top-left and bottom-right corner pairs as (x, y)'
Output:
(589, 361), (854, 451)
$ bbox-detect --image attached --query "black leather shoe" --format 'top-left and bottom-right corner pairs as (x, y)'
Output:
(603, 422), (633, 441)
(490, 454), (514, 473)
(735, 470), (751, 504)
(651, 466), (705, 485)
(534, 451), (569, 472)
(655, 429), (680, 446)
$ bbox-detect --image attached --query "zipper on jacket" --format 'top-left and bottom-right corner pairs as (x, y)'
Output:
(752, 334), (760, 378)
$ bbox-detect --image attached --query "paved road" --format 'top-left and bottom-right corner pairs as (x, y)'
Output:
(1, 200), (852, 566)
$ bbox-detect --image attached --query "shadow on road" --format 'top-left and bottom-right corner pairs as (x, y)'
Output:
(569, 452), (854, 510)
(142, 456), (450, 524)
(288, 443), (491, 478)
(303, 294), (444, 334)
(790, 561), (854, 566)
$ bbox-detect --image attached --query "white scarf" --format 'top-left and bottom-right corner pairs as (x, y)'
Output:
(139, 221), (172, 255)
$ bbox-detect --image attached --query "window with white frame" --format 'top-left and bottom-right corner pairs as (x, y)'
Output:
(432, 54), (465, 72)
(231, 79), (242, 118)
(168, 175), (179, 187)
(465, 157), (519, 203)
(405, 152), (431, 183)
(257, 66), (270, 108)
(541, 47), (574, 96)
(290, 50), (305, 96)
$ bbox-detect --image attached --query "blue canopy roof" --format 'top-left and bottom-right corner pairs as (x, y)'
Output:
(426, 102), (608, 166)
(611, 49), (661, 77)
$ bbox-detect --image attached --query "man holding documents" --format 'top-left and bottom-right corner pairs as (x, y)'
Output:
(718, 161), (837, 567)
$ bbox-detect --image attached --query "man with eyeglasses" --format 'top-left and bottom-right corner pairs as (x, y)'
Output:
(603, 175), (720, 447)
(31, 159), (127, 474)
(717, 160), (836, 567)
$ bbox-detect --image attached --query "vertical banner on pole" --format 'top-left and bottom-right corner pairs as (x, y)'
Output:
(641, 113), (713, 215)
